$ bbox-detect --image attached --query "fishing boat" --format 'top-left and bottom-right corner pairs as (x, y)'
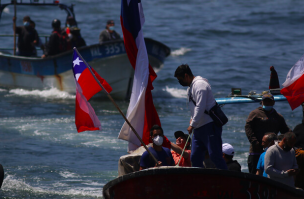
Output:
(103, 167), (304, 199)
(0, 1), (170, 100)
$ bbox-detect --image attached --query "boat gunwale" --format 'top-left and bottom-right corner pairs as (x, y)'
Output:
(103, 167), (304, 198)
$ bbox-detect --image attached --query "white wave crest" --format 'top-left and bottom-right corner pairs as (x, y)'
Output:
(162, 86), (187, 98)
(171, 47), (191, 56)
(3, 7), (9, 14)
(2, 174), (102, 197)
(8, 88), (75, 99)
(0, 88), (7, 92)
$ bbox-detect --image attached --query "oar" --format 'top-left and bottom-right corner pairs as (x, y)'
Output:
(73, 47), (159, 166)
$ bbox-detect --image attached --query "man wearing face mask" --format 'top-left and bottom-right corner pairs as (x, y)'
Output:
(265, 132), (299, 187)
(99, 20), (121, 44)
(139, 125), (175, 170)
(174, 64), (227, 170)
(245, 93), (290, 174)
(13, 16), (39, 57)
(256, 133), (277, 177)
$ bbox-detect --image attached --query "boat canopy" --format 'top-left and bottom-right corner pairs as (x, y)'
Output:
(0, 0), (75, 23)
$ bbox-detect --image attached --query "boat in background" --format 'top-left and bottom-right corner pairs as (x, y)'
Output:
(0, 1), (170, 100)
(103, 167), (304, 199)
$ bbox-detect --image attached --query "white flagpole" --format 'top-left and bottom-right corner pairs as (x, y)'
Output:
(74, 47), (159, 165)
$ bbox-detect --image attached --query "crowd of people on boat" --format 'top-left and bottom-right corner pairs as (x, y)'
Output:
(13, 16), (122, 58)
(137, 64), (304, 190)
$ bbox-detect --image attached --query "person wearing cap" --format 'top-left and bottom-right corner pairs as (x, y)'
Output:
(222, 143), (241, 172)
(256, 133), (277, 177)
(99, 20), (121, 43)
(13, 15), (39, 57)
(245, 93), (291, 174)
(174, 64), (227, 170)
(170, 131), (191, 167)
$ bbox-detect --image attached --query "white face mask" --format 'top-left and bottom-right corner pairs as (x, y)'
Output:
(153, 135), (163, 146)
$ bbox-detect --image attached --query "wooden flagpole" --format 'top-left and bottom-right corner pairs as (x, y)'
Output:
(73, 47), (159, 166)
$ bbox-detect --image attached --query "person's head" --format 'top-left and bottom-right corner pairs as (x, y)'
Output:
(66, 16), (76, 27)
(261, 93), (275, 111)
(106, 20), (115, 32)
(262, 133), (277, 149)
(174, 131), (191, 150)
(174, 64), (194, 87)
(277, 134), (284, 141)
(52, 19), (61, 29)
(222, 143), (234, 161)
(280, 132), (296, 152)
(23, 16), (31, 27)
(29, 20), (35, 29)
(150, 125), (164, 146)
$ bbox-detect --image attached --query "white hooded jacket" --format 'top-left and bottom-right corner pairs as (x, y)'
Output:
(187, 76), (215, 128)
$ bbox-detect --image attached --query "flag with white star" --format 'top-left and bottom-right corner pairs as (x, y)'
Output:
(72, 49), (112, 133)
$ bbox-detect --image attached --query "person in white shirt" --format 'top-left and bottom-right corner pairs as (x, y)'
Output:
(174, 64), (227, 169)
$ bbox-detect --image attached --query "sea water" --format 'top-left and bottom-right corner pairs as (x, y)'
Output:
(0, 0), (304, 198)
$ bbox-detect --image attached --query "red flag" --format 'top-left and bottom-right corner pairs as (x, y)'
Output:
(281, 54), (304, 110)
(72, 49), (112, 132)
(118, 0), (162, 151)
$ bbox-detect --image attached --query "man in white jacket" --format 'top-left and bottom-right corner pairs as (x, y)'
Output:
(174, 64), (227, 169)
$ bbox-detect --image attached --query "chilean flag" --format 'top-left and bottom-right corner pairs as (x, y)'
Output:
(72, 49), (112, 132)
(281, 54), (304, 110)
(118, 0), (162, 151)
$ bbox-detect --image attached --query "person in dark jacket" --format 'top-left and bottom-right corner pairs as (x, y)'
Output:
(99, 20), (121, 43)
(245, 93), (291, 174)
(13, 16), (39, 57)
(222, 143), (241, 172)
(42, 19), (68, 58)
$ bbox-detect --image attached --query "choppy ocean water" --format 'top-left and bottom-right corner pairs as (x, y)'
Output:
(1, 0), (304, 198)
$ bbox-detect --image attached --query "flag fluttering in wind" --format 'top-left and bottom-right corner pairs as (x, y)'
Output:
(281, 54), (304, 110)
(72, 49), (112, 132)
(118, 0), (161, 151)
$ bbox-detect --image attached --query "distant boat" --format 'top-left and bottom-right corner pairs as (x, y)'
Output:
(103, 167), (304, 199)
(0, 1), (170, 100)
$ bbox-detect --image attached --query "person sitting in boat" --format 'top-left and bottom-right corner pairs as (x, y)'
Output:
(170, 131), (191, 167)
(265, 132), (299, 188)
(69, 27), (86, 48)
(256, 133), (277, 177)
(139, 125), (175, 170)
(29, 20), (45, 56)
(13, 15), (39, 57)
(42, 19), (71, 58)
(64, 16), (77, 39)
(245, 93), (291, 175)
(222, 143), (241, 172)
(99, 20), (121, 43)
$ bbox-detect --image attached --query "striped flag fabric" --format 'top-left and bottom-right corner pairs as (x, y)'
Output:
(281, 54), (304, 110)
(72, 49), (112, 132)
(118, 0), (161, 151)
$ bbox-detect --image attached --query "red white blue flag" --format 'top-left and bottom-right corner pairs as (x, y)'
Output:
(72, 49), (112, 132)
(118, 0), (161, 151)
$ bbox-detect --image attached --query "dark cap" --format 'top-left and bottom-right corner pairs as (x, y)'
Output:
(174, 131), (191, 143)
(262, 93), (274, 101)
(107, 20), (114, 25)
(23, 16), (31, 21)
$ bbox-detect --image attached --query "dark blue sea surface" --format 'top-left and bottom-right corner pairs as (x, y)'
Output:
(1, 0), (304, 198)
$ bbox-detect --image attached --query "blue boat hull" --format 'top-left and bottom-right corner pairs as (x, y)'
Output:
(0, 38), (170, 99)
